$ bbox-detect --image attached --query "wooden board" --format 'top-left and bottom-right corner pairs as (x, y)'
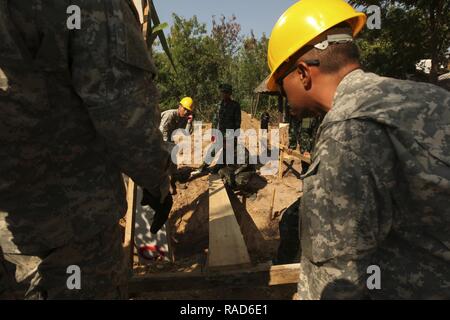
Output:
(132, 0), (145, 24)
(129, 263), (300, 293)
(279, 144), (311, 164)
(207, 174), (251, 269)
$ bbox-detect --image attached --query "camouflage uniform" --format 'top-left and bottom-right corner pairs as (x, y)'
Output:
(0, 0), (170, 299)
(218, 145), (256, 193)
(299, 69), (450, 299)
(213, 99), (241, 135)
(288, 116), (322, 154)
(159, 109), (193, 142)
(299, 117), (321, 154)
(288, 115), (301, 150)
(199, 98), (241, 172)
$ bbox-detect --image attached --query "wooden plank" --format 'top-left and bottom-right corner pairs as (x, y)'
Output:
(129, 263), (300, 293)
(278, 149), (284, 179)
(279, 123), (289, 147)
(279, 144), (311, 164)
(132, 0), (145, 24)
(208, 174), (251, 269)
(123, 178), (137, 268)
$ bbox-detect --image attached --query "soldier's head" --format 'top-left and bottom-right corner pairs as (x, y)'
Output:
(219, 84), (233, 101)
(178, 97), (194, 118)
(267, 0), (366, 117)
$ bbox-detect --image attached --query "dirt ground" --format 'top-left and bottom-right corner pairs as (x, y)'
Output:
(132, 112), (303, 300)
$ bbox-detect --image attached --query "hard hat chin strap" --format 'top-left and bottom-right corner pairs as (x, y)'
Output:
(313, 33), (353, 50)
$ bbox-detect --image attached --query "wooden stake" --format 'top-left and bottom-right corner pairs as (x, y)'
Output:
(269, 188), (276, 220)
(123, 178), (137, 268)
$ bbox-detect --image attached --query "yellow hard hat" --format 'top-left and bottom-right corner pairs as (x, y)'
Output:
(179, 97), (194, 111)
(267, 0), (367, 91)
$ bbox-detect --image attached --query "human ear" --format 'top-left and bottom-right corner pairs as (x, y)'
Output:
(296, 62), (312, 90)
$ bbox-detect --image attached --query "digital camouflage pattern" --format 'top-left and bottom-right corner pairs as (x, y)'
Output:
(0, 0), (170, 299)
(159, 109), (193, 142)
(299, 69), (450, 299)
(212, 99), (242, 134)
(0, 223), (127, 299)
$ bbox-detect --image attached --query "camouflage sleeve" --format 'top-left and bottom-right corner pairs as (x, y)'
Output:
(212, 104), (219, 130)
(289, 118), (300, 150)
(70, 0), (170, 197)
(298, 120), (395, 299)
(159, 111), (171, 142)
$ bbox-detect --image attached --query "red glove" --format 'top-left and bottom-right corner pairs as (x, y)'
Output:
(187, 115), (193, 122)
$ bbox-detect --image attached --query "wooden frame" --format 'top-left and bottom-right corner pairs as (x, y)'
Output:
(129, 263), (300, 293)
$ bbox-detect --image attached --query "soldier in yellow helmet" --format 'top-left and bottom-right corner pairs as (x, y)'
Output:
(159, 97), (195, 142)
(142, 97), (195, 209)
(268, 0), (450, 299)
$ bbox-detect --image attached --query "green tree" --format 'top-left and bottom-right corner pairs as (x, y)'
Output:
(211, 15), (243, 97)
(234, 32), (270, 113)
(351, 0), (449, 82)
(153, 14), (223, 121)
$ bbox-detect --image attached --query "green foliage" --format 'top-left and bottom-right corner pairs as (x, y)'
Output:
(147, 0), (176, 71)
(154, 15), (222, 121)
(153, 2), (449, 123)
(234, 32), (270, 112)
(351, 0), (450, 82)
(153, 14), (269, 121)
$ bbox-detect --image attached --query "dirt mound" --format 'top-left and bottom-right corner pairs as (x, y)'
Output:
(241, 111), (261, 131)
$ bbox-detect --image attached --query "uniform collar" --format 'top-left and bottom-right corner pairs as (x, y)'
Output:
(322, 68), (365, 124)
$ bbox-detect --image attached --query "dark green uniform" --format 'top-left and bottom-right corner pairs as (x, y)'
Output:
(213, 100), (241, 135)
(288, 116), (322, 154)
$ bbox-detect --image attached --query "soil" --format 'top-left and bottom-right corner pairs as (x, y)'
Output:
(132, 112), (303, 300)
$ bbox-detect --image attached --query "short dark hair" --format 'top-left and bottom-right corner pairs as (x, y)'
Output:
(303, 41), (360, 74)
(300, 22), (361, 73)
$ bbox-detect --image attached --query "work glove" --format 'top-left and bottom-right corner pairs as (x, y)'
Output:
(141, 189), (173, 234)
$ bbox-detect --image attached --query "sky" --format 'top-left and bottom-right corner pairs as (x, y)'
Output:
(153, 0), (299, 38)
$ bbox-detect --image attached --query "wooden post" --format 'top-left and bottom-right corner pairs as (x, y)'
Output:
(269, 188), (276, 219)
(278, 149), (284, 179)
(123, 178), (137, 268)
(278, 123), (289, 179)
(128, 263), (301, 293)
